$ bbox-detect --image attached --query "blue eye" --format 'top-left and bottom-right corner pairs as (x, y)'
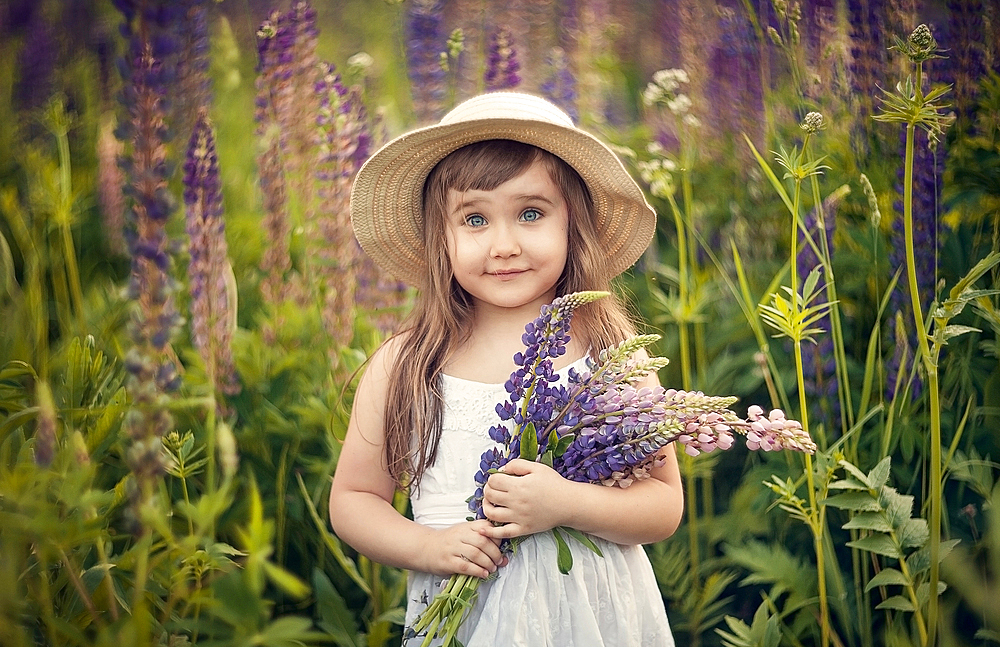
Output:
(466, 214), (487, 227)
(520, 208), (542, 222)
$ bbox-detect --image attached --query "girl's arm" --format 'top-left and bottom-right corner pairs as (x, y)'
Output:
(328, 337), (506, 580)
(479, 369), (684, 545)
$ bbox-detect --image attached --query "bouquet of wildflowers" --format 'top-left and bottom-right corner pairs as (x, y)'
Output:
(409, 291), (815, 646)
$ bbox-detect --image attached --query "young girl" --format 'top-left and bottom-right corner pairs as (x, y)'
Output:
(329, 92), (683, 646)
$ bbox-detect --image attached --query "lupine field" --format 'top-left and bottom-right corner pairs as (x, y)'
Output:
(0, 0), (998, 646)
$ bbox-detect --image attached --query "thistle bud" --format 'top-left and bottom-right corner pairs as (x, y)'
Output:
(892, 23), (941, 63)
(908, 24), (933, 50)
(800, 111), (826, 133)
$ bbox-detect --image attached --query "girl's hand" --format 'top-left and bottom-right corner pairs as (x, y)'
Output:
(480, 458), (571, 538)
(424, 520), (508, 579)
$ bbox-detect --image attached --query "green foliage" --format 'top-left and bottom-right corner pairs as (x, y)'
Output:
(0, 3), (998, 647)
(716, 600), (781, 647)
(828, 457), (955, 607)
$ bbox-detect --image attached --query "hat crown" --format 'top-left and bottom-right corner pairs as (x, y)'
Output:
(439, 92), (575, 129)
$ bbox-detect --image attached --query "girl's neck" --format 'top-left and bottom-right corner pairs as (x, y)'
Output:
(443, 299), (586, 384)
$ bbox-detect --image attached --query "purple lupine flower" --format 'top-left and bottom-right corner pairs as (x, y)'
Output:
(847, 0), (888, 159)
(15, 9), (58, 111)
(541, 46), (578, 122)
(184, 110), (240, 398)
(173, 0), (213, 141)
(988, 3), (1000, 75)
(286, 1), (321, 169)
(406, 0), (446, 124)
(254, 9), (304, 313)
(252, 2), (321, 317)
(941, 0), (986, 135)
(33, 381), (57, 468)
(313, 61), (361, 350)
(801, 0), (835, 65)
(886, 126), (943, 401)
(118, 42), (183, 532)
(484, 25), (522, 92)
(705, 7), (763, 150)
(466, 292), (816, 519)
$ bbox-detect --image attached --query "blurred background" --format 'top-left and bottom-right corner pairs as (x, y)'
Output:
(1, 1), (998, 646)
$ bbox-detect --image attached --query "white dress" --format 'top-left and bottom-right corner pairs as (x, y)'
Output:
(402, 358), (675, 646)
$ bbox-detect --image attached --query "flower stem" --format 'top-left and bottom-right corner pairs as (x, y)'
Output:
(666, 175), (702, 608)
(902, 110), (939, 646)
(790, 154), (830, 647)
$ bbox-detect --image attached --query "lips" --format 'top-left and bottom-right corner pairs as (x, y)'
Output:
(490, 268), (527, 280)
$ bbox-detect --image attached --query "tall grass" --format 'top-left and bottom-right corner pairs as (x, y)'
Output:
(1, 2), (998, 646)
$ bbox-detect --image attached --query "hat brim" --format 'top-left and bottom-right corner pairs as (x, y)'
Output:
(351, 95), (656, 288)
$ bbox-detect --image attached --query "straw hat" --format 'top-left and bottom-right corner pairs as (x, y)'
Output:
(350, 92), (656, 288)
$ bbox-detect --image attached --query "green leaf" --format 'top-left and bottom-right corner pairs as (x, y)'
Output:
(865, 567), (910, 591)
(875, 595), (914, 612)
(296, 473), (371, 596)
(0, 230), (14, 298)
(905, 538), (962, 575)
(839, 460), (873, 488)
(916, 580), (948, 606)
(843, 511), (893, 533)
(974, 629), (1000, 642)
(825, 491), (881, 511)
(742, 133), (795, 215)
(827, 477), (870, 491)
(881, 488), (916, 529)
(551, 527), (574, 574)
(561, 527), (603, 557)
(256, 616), (327, 645)
(897, 518), (930, 549)
(374, 607), (406, 626)
(553, 434), (575, 458)
(848, 534), (902, 559)
(521, 422), (538, 462)
(940, 324), (980, 341)
(263, 561), (311, 599)
(947, 251), (1000, 302)
(313, 569), (363, 647)
(868, 456), (893, 491)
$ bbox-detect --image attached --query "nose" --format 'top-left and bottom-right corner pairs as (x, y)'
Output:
(490, 222), (521, 259)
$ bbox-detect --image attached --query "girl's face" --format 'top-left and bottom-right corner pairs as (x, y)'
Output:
(444, 159), (569, 317)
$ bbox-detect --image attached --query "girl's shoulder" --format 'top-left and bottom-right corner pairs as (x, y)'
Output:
(364, 331), (412, 381)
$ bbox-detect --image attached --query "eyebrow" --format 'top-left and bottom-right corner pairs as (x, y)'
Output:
(449, 193), (557, 216)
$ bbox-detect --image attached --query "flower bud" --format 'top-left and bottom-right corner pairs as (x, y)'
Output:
(908, 24), (933, 50)
(800, 111), (825, 133)
(34, 380), (57, 467)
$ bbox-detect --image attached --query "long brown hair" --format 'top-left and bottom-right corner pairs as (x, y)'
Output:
(383, 140), (640, 490)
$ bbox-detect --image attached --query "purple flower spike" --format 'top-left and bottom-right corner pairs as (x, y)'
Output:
(184, 111), (240, 399)
(484, 26), (521, 91)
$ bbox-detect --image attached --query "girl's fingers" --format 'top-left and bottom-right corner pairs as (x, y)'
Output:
(458, 543), (499, 577)
(478, 521), (518, 540)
